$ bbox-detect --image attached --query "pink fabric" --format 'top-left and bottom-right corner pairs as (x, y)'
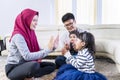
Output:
(10, 8), (40, 52)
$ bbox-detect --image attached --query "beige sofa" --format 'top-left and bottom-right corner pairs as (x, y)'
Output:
(35, 24), (120, 72)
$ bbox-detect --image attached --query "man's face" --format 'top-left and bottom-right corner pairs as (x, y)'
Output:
(64, 19), (76, 32)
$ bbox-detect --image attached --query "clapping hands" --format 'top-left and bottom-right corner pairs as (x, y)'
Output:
(48, 35), (59, 51)
(62, 43), (70, 55)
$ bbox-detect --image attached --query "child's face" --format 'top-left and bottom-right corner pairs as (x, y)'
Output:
(69, 34), (77, 43)
(73, 38), (85, 50)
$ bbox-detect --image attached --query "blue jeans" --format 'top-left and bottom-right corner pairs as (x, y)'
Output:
(55, 55), (66, 68)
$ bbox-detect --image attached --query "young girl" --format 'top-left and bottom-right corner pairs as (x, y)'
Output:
(68, 30), (79, 55)
(54, 31), (107, 80)
(55, 30), (79, 68)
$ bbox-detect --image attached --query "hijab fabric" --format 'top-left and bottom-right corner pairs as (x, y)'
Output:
(10, 8), (40, 52)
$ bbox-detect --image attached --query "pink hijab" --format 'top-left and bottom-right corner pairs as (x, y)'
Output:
(10, 8), (40, 52)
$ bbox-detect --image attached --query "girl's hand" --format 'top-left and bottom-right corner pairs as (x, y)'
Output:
(62, 44), (70, 55)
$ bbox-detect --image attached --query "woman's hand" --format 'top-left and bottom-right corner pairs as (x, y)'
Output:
(53, 35), (59, 49)
(48, 35), (59, 50)
(48, 36), (54, 50)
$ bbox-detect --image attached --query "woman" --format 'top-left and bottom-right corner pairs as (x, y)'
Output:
(5, 8), (58, 80)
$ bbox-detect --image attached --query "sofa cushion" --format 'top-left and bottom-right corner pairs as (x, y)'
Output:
(96, 39), (120, 55)
(115, 46), (120, 64)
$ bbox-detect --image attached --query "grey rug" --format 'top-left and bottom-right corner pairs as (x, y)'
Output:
(95, 57), (120, 80)
(0, 55), (120, 80)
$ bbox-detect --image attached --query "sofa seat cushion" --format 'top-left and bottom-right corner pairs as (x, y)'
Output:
(96, 39), (120, 55)
(114, 46), (120, 63)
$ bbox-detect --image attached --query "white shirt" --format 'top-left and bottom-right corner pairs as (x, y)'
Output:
(58, 28), (84, 50)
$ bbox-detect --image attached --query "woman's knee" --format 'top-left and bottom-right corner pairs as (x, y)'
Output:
(7, 74), (22, 80)
(28, 61), (40, 72)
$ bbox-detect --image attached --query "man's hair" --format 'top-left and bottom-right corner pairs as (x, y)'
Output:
(62, 13), (75, 23)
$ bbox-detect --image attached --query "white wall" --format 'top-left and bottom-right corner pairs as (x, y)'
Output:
(0, 0), (55, 38)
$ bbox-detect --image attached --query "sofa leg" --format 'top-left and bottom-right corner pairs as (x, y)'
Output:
(116, 64), (120, 73)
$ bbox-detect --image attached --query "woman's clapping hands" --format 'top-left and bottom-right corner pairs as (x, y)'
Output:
(48, 35), (59, 50)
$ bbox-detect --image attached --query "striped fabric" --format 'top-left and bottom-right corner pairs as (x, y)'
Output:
(66, 48), (95, 73)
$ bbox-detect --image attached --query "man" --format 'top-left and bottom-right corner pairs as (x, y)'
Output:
(55, 13), (85, 68)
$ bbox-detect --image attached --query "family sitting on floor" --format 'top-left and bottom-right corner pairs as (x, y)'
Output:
(5, 8), (107, 80)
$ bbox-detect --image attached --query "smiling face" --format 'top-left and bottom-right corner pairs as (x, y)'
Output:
(30, 15), (39, 30)
(64, 19), (76, 32)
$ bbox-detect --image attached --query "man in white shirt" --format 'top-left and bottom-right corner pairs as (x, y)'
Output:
(55, 13), (84, 68)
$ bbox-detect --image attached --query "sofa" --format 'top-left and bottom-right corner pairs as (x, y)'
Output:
(35, 24), (120, 73)
(4, 24), (120, 72)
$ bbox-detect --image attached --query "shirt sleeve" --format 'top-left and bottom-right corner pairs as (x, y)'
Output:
(65, 51), (88, 69)
(13, 34), (52, 61)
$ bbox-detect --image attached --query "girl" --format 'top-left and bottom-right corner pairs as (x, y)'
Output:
(54, 31), (107, 80)
(55, 30), (79, 68)
(67, 30), (78, 55)
(5, 8), (58, 80)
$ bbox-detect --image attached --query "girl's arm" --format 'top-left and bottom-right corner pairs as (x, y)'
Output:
(64, 51), (88, 69)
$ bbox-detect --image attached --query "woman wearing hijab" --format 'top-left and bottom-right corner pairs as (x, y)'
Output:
(5, 8), (58, 80)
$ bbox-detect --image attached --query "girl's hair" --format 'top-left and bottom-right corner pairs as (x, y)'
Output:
(69, 30), (79, 37)
(78, 31), (96, 57)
